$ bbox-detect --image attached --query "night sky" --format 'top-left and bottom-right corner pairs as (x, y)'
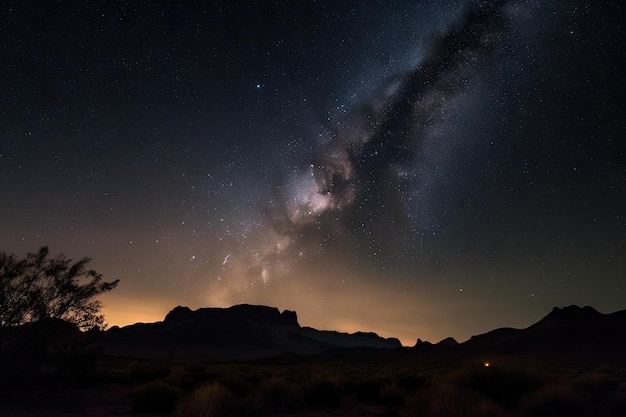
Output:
(1, 0), (624, 345)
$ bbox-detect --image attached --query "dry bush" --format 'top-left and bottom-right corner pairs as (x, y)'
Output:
(259, 375), (303, 410)
(175, 383), (247, 417)
(423, 382), (507, 417)
(517, 382), (588, 417)
(302, 375), (343, 408)
(572, 367), (621, 402)
(345, 377), (384, 402)
(132, 380), (182, 413)
(380, 381), (405, 406)
(219, 374), (254, 398)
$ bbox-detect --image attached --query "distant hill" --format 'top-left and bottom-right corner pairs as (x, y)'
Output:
(270, 305), (626, 366)
(3, 304), (624, 365)
(102, 304), (401, 361)
(463, 305), (626, 348)
(458, 305), (626, 365)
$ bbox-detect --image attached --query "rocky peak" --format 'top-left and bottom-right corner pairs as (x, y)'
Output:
(280, 309), (299, 327)
(437, 337), (459, 346)
(414, 338), (433, 347)
(162, 304), (300, 327)
(164, 306), (193, 322)
(541, 305), (600, 325)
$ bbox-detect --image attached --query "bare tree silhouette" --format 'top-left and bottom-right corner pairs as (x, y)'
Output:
(0, 246), (119, 330)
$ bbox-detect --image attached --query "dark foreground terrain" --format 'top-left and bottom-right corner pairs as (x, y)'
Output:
(2, 305), (626, 416)
(1, 354), (626, 417)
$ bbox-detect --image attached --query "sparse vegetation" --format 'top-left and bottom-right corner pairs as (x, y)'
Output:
(175, 383), (244, 417)
(3, 353), (626, 416)
(259, 375), (302, 410)
(452, 363), (544, 409)
(132, 380), (182, 413)
(129, 362), (171, 383)
(302, 375), (343, 408)
(422, 382), (503, 417)
(380, 381), (404, 406)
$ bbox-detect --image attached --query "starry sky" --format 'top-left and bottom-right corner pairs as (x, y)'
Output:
(1, 0), (624, 345)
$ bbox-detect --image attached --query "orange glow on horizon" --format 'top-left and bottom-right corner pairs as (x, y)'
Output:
(101, 294), (176, 328)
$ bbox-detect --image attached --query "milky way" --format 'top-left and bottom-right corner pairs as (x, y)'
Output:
(220, 1), (516, 288)
(1, 0), (624, 344)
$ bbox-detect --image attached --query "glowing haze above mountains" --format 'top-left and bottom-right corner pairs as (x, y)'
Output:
(1, 0), (624, 345)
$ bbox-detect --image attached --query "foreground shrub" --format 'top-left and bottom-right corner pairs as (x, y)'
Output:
(347, 378), (383, 402)
(455, 364), (543, 409)
(380, 381), (404, 406)
(302, 377), (342, 408)
(573, 367), (620, 402)
(219, 375), (253, 398)
(259, 375), (302, 410)
(424, 383), (507, 417)
(517, 382), (587, 417)
(132, 380), (182, 413)
(175, 383), (244, 417)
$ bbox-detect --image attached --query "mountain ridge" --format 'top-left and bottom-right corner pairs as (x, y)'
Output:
(4, 303), (624, 365)
(456, 305), (626, 366)
(103, 304), (401, 360)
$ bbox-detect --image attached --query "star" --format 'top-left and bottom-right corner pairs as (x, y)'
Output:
(1, 0), (623, 347)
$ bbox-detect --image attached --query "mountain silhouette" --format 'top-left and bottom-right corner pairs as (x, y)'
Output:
(102, 304), (401, 361)
(459, 305), (626, 365)
(4, 304), (623, 365)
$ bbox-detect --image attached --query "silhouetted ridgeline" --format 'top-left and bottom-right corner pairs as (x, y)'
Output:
(458, 305), (626, 365)
(2, 304), (625, 365)
(102, 304), (402, 361)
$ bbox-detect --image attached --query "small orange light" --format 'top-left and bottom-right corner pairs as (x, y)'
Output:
(484, 362), (490, 367)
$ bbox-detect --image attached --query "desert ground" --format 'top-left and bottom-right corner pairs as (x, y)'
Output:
(2, 353), (626, 417)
